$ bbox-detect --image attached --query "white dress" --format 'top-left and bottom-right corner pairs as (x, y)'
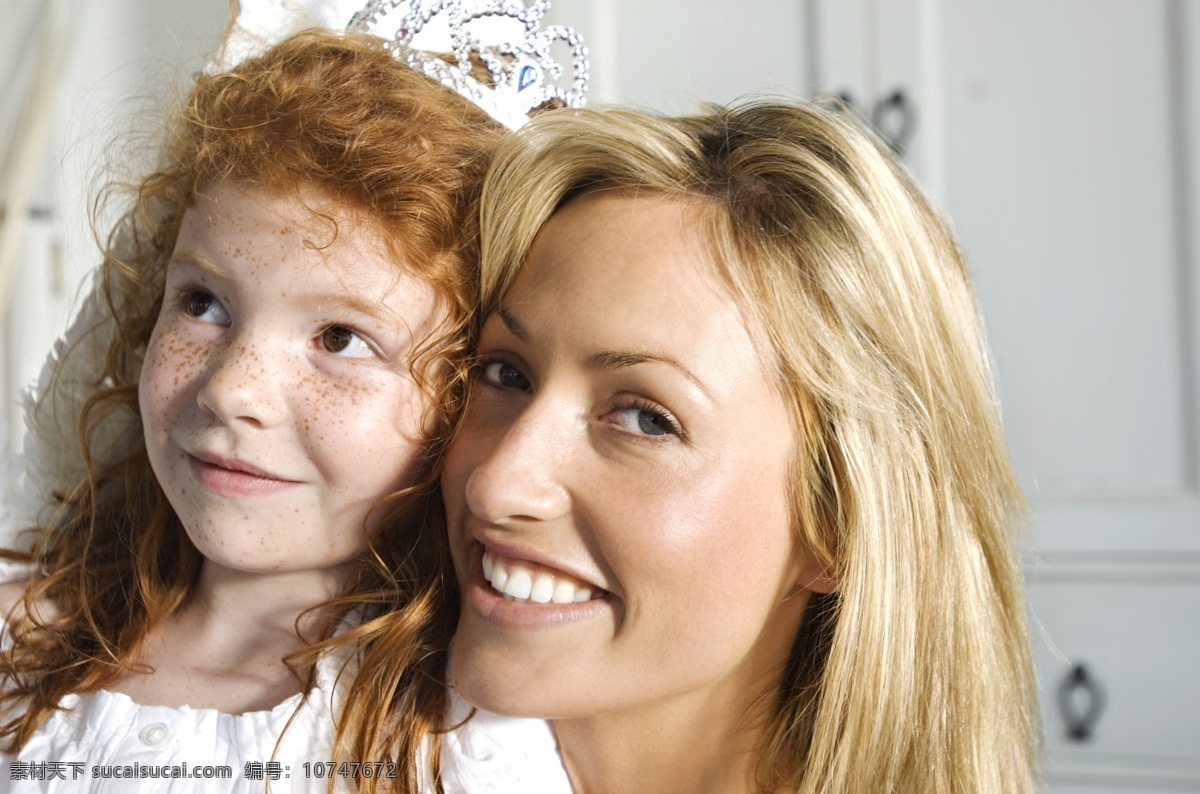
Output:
(0, 564), (570, 794)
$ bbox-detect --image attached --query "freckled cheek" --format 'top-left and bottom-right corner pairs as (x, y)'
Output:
(139, 324), (216, 421)
(306, 374), (429, 440)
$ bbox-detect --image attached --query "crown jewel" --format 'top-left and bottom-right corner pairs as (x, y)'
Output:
(349, 0), (588, 130)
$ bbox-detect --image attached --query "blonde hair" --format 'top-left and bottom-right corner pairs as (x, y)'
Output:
(478, 103), (1037, 792)
(1, 29), (504, 790)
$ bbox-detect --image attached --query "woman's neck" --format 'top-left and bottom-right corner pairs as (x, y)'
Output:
(553, 676), (779, 794)
(108, 560), (352, 713)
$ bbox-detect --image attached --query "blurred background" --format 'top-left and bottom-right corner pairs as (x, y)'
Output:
(2, 1), (1197, 791)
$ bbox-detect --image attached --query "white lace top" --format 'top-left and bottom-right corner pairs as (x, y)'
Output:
(0, 564), (571, 793)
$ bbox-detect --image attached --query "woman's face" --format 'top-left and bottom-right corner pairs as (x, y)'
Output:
(444, 192), (833, 723)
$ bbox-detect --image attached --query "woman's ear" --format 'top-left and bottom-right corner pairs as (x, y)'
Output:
(794, 560), (838, 595)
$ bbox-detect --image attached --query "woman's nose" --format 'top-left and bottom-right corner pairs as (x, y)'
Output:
(195, 338), (289, 428)
(460, 397), (572, 526)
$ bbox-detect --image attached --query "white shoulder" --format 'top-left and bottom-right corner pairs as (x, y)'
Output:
(439, 689), (571, 794)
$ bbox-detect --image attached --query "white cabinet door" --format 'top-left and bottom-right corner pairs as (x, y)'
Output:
(905, 3), (1199, 787)
(810, 0), (1200, 787)
(546, 0), (812, 109)
(552, 0), (1200, 788)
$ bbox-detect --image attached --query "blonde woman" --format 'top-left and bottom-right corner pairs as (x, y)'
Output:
(442, 102), (1039, 792)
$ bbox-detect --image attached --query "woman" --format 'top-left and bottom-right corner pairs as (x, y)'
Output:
(442, 102), (1038, 792)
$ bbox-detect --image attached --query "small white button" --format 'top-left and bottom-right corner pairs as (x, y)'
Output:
(139, 723), (168, 745)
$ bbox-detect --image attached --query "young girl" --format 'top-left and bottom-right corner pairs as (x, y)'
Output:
(442, 103), (1039, 792)
(0, 25), (571, 792)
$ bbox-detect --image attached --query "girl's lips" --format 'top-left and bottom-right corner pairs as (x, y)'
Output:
(187, 453), (298, 497)
(465, 545), (613, 630)
(190, 450), (287, 480)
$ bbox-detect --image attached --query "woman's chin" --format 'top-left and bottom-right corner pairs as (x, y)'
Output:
(449, 645), (539, 717)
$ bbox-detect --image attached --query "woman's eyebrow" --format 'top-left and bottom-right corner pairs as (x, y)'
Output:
(500, 303), (710, 400)
(498, 303), (529, 341)
(588, 350), (711, 401)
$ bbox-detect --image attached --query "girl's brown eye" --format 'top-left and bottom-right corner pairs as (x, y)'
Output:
(322, 325), (353, 353)
(183, 290), (229, 325)
(319, 325), (375, 359)
(185, 292), (212, 316)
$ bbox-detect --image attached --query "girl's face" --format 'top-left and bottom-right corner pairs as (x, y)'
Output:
(140, 180), (441, 580)
(444, 193), (834, 723)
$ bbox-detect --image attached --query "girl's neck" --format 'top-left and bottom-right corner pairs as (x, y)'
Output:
(108, 561), (353, 714)
(189, 560), (353, 639)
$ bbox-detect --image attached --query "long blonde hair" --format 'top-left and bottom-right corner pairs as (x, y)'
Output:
(477, 103), (1037, 792)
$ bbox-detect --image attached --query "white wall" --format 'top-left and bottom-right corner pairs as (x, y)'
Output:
(2, 0), (227, 446)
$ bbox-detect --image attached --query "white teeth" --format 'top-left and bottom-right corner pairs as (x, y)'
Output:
(491, 562), (509, 592)
(551, 579), (576, 604)
(481, 549), (600, 605)
(530, 573), (554, 604)
(505, 568), (533, 600)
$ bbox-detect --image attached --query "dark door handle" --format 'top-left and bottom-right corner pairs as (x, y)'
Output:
(1058, 662), (1106, 742)
(826, 89), (916, 155)
(871, 89), (915, 154)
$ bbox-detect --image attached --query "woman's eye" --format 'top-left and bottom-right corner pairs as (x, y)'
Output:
(607, 403), (680, 438)
(479, 359), (531, 391)
(183, 290), (230, 326)
(319, 325), (376, 359)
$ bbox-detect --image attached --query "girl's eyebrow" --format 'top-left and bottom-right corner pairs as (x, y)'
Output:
(166, 250), (231, 279)
(168, 251), (402, 324)
(312, 293), (402, 325)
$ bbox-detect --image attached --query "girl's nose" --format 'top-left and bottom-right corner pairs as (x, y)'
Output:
(195, 339), (289, 428)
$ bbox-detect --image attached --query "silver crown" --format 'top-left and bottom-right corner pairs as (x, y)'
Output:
(348, 0), (588, 130)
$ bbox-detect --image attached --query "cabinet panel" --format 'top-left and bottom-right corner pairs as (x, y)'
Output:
(1029, 571), (1200, 779)
(546, 0), (810, 111)
(941, 0), (1189, 499)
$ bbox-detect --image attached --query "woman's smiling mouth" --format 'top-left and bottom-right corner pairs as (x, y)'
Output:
(482, 549), (603, 604)
(465, 545), (612, 630)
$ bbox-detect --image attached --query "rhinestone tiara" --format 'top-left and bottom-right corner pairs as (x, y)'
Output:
(348, 0), (588, 130)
